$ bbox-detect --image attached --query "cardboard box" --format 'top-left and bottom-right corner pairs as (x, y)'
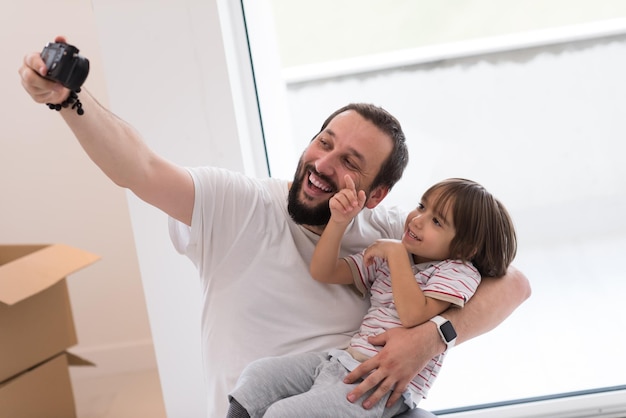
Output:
(0, 352), (91, 418)
(0, 244), (99, 383)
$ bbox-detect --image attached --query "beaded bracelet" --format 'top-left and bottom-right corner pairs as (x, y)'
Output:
(47, 88), (84, 115)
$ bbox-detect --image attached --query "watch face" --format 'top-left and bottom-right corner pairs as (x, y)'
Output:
(440, 321), (457, 342)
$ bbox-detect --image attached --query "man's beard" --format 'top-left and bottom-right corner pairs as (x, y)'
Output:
(287, 163), (333, 226)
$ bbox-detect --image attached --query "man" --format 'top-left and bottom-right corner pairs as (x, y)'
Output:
(19, 37), (531, 417)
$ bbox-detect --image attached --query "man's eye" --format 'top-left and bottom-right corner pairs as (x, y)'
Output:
(344, 158), (357, 170)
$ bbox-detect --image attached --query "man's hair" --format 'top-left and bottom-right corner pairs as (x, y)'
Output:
(317, 103), (409, 191)
(422, 178), (518, 278)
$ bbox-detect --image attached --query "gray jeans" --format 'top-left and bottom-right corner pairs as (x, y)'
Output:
(229, 351), (410, 418)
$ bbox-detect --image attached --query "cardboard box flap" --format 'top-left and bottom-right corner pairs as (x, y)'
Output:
(0, 353), (81, 418)
(66, 351), (95, 367)
(0, 244), (100, 306)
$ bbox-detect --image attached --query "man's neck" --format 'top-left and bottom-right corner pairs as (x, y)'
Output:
(302, 224), (325, 236)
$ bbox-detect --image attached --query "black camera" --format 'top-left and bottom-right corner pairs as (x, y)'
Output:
(40, 42), (90, 91)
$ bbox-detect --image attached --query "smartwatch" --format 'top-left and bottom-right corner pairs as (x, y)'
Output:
(430, 315), (457, 350)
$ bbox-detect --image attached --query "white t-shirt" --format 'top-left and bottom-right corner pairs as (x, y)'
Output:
(169, 167), (407, 418)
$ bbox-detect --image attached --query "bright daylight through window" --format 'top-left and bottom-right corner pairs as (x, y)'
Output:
(243, 0), (626, 416)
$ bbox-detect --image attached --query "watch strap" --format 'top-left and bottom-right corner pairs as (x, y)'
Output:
(430, 315), (457, 351)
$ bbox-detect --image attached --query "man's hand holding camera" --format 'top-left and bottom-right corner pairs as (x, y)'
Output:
(20, 35), (89, 114)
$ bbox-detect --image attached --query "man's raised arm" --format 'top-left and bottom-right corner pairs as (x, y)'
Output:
(19, 36), (194, 226)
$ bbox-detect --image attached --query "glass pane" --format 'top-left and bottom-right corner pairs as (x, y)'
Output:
(245, 0), (626, 412)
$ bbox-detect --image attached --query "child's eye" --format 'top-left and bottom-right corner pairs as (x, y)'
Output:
(417, 203), (425, 210)
(432, 217), (442, 227)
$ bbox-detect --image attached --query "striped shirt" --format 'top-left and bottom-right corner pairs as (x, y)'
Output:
(339, 253), (481, 402)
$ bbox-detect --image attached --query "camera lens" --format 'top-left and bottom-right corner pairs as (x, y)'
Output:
(66, 56), (90, 91)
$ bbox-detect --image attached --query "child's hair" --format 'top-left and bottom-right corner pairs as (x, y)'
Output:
(422, 178), (517, 277)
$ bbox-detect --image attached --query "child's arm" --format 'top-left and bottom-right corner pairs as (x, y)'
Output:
(310, 175), (366, 284)
(364, 240), (450, 327)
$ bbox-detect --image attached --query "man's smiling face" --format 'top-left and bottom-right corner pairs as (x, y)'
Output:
(288, 110), (393, 230)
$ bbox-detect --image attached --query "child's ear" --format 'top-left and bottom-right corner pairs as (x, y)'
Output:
(364, 186), (389, 209)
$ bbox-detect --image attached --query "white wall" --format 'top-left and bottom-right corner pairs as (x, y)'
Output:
(90, 1), (265, 417)
(2, 0), (157, 383)
(3, 1), (262, 417)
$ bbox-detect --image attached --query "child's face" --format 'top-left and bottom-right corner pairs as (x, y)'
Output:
(402, 191), (456, 263)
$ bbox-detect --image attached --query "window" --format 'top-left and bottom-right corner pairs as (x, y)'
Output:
(243, 1), (626, 415)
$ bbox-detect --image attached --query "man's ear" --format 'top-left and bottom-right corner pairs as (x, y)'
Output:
(364, 185), (389, 209)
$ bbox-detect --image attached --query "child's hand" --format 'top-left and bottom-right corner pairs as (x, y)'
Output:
(363, 239), (404, 266)
(329, 175), (366, 224)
